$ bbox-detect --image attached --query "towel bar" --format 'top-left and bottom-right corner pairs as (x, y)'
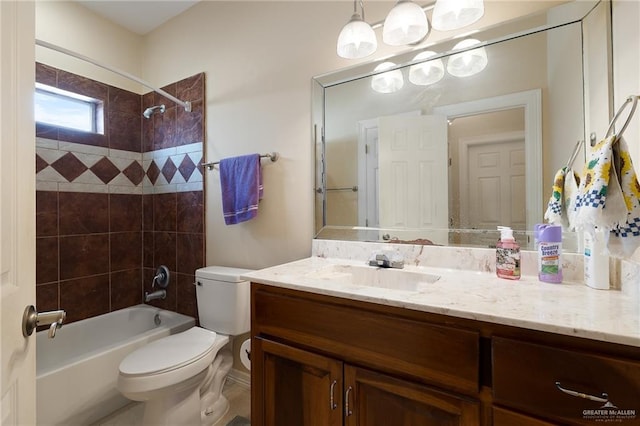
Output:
(201, 152), (279, 170)
(605, 95), (638, 143)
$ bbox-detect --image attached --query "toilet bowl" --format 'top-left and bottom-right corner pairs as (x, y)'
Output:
(117, 266), (253, 426)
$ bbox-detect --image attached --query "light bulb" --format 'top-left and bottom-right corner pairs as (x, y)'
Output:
(432, 0), (484, 31)
(409, 51), (444, 86)
(337, 13), (377, 59)
(383, 0), (429, 46)
(371, 62), (404, 93)
(446, 39), (488, 77)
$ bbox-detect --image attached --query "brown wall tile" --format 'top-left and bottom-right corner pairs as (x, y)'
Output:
(59, 192), (109, 235)
(154, 193), (177, 231)
(109, 110), (142, 152)
(36, 283), (59, 312)
(60, 274), (110, 323)
(111, 269), (142, 310)
(176, 99), (203, 146)
(59, 234), (109, 280)
(35, 67), (205, 324)
(176, 273), (198, 319)
(111, 232), (142, 271)
(153, 232), (176, 272)
(36, 191), (58, 237)
(177, 191), (203, 233)
(110, 193), (142, 232)
(176, 233), (204, 275)
(36, 237), (58, 284)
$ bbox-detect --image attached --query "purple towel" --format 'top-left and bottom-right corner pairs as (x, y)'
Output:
(219, 154), (263, 225)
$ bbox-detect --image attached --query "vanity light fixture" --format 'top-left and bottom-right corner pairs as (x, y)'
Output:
(432, 0), (484, 31)
(446, 38), (488, 77)
(371, 62), (404, 93)
(382, 0), (430, 46)
(337, 0), (378, 59)
(408, 51), (444, 85)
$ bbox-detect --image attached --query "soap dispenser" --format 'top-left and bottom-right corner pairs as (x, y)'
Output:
(496, 226), (521, 280)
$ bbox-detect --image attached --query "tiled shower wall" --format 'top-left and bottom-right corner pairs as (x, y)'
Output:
(35, 63), (205, 323)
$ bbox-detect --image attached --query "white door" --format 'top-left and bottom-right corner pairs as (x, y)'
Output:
(357, 120), (379, 227)
(1, 2), (37, 425)
(460, 132), (526, 230)
(377, 115), (448, 243)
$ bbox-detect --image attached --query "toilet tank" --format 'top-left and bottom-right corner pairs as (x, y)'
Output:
(195, 266), (254, 335)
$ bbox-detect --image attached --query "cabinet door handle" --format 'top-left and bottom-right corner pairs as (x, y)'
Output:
(330, 380), (337, 410)
(345, 386), (353, 417)
(555, 382), (609, 403)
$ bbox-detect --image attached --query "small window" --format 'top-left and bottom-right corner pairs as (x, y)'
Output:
(35, 83), (103, 134)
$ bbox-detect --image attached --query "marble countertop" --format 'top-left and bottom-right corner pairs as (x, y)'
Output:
(243, 255), (640, 348)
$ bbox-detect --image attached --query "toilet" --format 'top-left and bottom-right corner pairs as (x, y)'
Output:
(117, 266), (253, 426)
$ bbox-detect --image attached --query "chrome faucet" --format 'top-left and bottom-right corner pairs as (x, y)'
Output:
(144, 289), (166, 302)
(368, 251), (404, 269)
(22, 305), (66, 338)
(145, 265), (170, 303)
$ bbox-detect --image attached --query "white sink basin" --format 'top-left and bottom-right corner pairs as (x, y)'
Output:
(308, 264), (440, 292)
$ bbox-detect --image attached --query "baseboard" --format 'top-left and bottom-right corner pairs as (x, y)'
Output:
(227, 368), (251, 388)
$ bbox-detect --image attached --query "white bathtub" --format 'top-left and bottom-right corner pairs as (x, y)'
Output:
(36, 304), (195, 426)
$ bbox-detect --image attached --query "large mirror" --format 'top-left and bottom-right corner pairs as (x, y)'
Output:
(313, 0), (612, 251)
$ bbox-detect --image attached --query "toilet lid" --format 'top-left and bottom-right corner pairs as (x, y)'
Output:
(119, 327), (218, 376)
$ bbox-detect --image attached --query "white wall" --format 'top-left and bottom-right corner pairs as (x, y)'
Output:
(35, 1), (144, 93)
(34, 0), (639, 268)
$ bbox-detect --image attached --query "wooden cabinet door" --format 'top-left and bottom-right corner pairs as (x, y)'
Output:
(344, 365), (481, 426)
(254, 337), (343, 426)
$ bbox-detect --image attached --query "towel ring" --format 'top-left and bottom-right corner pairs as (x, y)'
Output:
(605, 95), (639, 141)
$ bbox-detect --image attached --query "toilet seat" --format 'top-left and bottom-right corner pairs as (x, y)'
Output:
(120, 327), (218, 376)
(118, 327), (229, 397)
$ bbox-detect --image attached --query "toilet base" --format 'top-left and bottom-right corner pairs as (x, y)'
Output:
(201, 394), (229, 425)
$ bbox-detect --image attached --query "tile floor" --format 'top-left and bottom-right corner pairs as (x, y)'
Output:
(92, 378), (250, 426)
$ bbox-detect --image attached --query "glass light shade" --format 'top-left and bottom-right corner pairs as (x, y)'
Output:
(337, 13), (378, 59)
(446, 39), (488, 77)
(409, 51), (444, 86)
(371, 62), (404, 93)
(382, 0), (429, 46)
(432, 0), (484, 31)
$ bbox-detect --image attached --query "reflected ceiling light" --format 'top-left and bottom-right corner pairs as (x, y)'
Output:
(446, 38), (488, 77)
(371, 62), (404, 93)
(382, 0), (429, 46)
(432, 0), (484, 31)
(337, 0), (377, 59)
(409, 51), (444, 86)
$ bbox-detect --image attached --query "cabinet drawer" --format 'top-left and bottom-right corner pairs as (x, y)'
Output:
(253, 287), (480, 395)
(493, 337), (640, 425)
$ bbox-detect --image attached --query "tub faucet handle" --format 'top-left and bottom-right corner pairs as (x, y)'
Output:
(22, 305), (66, 338)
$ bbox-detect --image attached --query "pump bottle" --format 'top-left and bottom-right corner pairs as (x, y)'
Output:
(496, 226), (521, 280)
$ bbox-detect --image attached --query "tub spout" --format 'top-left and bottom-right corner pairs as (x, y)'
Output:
(49, 321), (62, 338)
(144, 289), (166, 303)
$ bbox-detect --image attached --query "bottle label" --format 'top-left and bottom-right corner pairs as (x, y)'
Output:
(539, 242), (561, 274)
(496, 247), (520, 277)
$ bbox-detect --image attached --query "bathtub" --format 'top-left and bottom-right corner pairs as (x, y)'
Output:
(36, 304), (195, 426)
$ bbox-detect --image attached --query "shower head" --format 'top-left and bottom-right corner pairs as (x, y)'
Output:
(143, 104), (165, 119)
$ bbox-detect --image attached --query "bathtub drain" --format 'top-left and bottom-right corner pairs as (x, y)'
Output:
(154, 313), (161, 326)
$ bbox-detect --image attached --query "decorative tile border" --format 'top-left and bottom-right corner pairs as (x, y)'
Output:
(36, 138), (203, 194)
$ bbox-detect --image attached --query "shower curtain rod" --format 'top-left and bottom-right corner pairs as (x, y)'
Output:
(35, 39), (192, 113)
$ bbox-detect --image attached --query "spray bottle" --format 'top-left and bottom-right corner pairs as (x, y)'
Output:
(496, 226), (520, 280)
(537, 224), (562, 283)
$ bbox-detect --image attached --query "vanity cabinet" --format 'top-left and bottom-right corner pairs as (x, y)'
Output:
(255, 337), (480, 426)
(251, 283), (640, 426)
(251, 283), (482, 426)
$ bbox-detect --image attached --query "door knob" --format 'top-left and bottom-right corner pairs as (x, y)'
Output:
(22, 305), (66, 338)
